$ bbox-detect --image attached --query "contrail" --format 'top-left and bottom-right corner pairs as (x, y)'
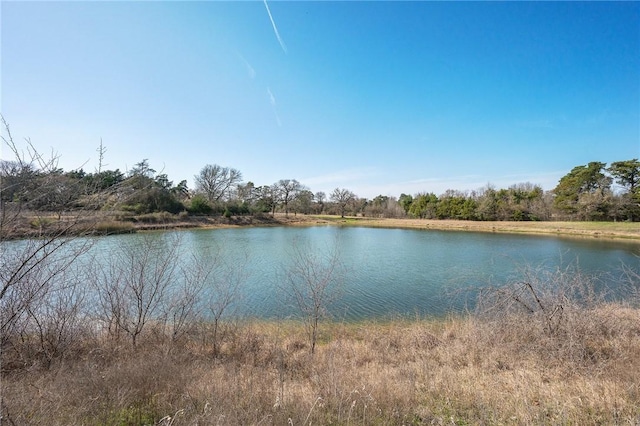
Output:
(237, 52), (256, 79)
(263, 0), (287, 54)
(267, 87), (276, 106)
(267, 87), (282, 127)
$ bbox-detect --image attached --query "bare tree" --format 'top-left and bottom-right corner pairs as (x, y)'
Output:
(330, 188), (356, 218)
(194, 164), (243, 203)
(275, 179), (302, 216)
(163, 243), (248, 354)
(314, 191), (326, 214)
(268, 183), (282, 216)
(162, 253), (210, 344)
(93, 234), (181, 346)
(281, 241), (345, 354)
(1, 118), (95, 364)
(206, 254), (248, 356)
(22, 265), (88, 368)
(92, 233), (247, 351)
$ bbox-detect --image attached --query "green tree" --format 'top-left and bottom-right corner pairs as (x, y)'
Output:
(188, 194), (213, 214)
(129, 159), (155, 178)
(120, 160), (184, 214)
(171, 180), (190, 200)
(508, 183), (545, 221)
(367, 195), (389, 217)
(475, 185), (499, 221)
(254, 185), (278, 215)
(436, 190), (476, 220)
(553, 162), (612, 218)
(609, 159), (640, 195)
(77, 169), (124, 198)
(408, 192), (438, 219)
(609, 159), (640, 221)
(155, 173), (172, 190)
(398, 193), (413, 214)
(475, 183), (546, 222)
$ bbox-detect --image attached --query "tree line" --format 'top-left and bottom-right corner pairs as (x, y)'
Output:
(1, 131), (638, 222)
(399, 159), (639, 222)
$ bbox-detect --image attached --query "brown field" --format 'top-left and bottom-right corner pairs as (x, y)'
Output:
(3, 306), (640, 425)
(315, 216), (640, 241)
(3, 212), (640, 424)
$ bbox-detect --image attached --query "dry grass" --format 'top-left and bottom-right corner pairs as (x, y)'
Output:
(6, 212), (639, 241)
(3, 306), (640, 425)
(319, 216), (640, 241)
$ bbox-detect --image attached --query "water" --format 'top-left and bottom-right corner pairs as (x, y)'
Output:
(4, 226), (640, 320)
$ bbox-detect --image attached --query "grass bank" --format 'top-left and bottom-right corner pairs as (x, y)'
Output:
(3, 305), (640, 425)
(5, 211), (639, 241)
(1, 211), (328, 239)
(317, 216), (640, 241)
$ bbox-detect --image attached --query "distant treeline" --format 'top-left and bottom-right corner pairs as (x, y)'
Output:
(398, 160), (639, 222)
(1, 142), (638, 222)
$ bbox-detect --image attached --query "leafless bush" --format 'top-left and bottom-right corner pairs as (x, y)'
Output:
(621, 258), (640, 308)
(204, 253), (248, 356)
(1, 239), (91, 346)
(1, 118), (96, 371)
(92, 233), (183, 346)
(477, 262), (604, 331)
(18, 265), (89, 369)
(280, 240), (345, 354)
(91, 233), (247, 351)
(474, 262), (627, 366)
(162, 254), (208, 344)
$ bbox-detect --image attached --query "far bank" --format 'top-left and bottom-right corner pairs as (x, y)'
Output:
(318, 216), (640, 241)
(99, 213), (640, 241)
(3, 211), (639, 241)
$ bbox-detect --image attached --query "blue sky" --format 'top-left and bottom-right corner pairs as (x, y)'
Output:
(2, 1), (639, 199)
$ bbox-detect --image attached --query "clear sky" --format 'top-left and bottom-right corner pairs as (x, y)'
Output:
(2, 1), (639, 199)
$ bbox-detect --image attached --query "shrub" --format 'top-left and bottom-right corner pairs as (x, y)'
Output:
(94, 220), (135, 235)
(134, 212), (175, 223)
(188, 195), (213, 215)
(29, 216), (55, 229)
(474, 262), (620, 365)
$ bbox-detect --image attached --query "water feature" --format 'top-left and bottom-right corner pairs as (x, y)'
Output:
(49, 225), (638, 320)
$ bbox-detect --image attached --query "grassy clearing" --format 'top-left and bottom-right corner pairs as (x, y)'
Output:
(318, 216), (640, 240)
(3, 306), (640, 425)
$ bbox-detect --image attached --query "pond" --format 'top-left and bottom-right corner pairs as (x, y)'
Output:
(81, 225), (640, 320)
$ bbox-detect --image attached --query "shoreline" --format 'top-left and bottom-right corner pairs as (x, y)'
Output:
(4, 212), (640, 241)
(318, 216), (640, 241)
(131, 215), (640, 241)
